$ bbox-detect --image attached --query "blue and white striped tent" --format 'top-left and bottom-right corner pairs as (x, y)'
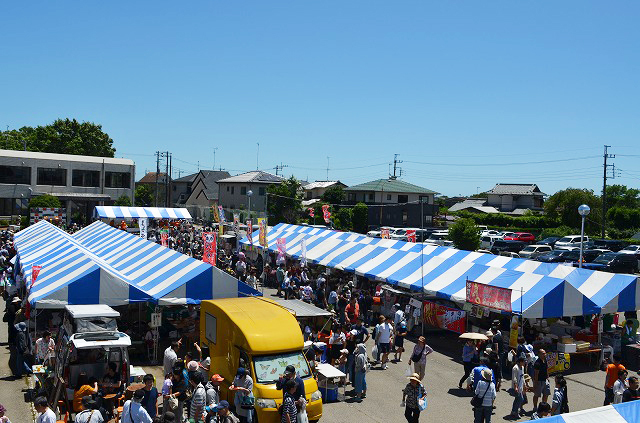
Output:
(536, 401), (639, 422)
(73, 221), (240, 304)
(13, 221), (148, 308)
(95, 206), (192, 220)
(240, 224), (638, 316)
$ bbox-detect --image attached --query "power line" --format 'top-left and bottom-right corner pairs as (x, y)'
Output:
(404, 155), (600, 167)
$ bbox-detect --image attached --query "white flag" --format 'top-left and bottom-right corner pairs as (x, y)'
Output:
(139, 218), (148, 239)
(301, 238), (307, 266)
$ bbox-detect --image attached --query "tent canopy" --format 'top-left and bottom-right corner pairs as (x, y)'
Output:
(536, 401), (639, 422)
(14, 220), (246, 308)
(240, 224), (637, 317)
(94, 206), (192, 219)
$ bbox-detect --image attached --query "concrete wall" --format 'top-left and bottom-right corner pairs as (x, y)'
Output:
(218, 182), (270, 213)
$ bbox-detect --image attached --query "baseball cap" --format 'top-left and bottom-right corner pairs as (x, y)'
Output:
(206, 400), (230, 412)
(133, 389), (145, 400)
(284, 365), (296, 375)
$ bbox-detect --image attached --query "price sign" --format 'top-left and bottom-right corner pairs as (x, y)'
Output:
(150, 313), (162, 328)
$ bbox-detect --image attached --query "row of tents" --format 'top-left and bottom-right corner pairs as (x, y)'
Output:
(239, 223), (640, 319)
(13, 219), (258, 308)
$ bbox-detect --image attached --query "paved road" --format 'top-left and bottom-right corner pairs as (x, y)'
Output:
(0, 319), (36, 423)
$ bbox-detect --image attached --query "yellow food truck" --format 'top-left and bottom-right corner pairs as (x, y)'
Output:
(200, 297), (323, 422)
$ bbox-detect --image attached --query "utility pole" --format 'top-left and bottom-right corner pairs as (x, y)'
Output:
(164, 151), (170, 208)
(155, 151), (160, 207)
(326, 157), (330, 181)
(213, 147), (218, 171)
(275, 163), (288, 176)
(602, 145), (615, 239)
(391, 154), (403, 179)
(257, 142), (260, 170)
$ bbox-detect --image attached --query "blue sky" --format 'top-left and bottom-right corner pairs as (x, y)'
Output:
(2, 1), (639, 196)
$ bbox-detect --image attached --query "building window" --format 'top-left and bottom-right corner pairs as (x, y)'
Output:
(368, 193), (375, 202)
(226, 186), (229, 192)
(104, 172), (130, 188)
(37, 168), (67, 186)
(259, 187), (266, 196)
(306, 192), (312, 200)
(231, 186), (235, 195)
(386, 194), (392, 201)
(398, 195), (408, 203)
(402, 209), (408, 225)
(348, 193), (356, 202)
(0, 165), (31, 184)
(241, 186), (247, 195)
(72, 170), (100, 187)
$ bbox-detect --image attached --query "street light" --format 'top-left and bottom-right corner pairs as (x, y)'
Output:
(247, 189), (253, 219)
(578, 204), (591, 268)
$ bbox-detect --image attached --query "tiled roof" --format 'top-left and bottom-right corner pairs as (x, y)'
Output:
(304, 181), (346, 190)
(200, 170), (231, 199)
(138, 172), (169, 184)
(217, 171), (283, 184)
(345, 178), (438, 194)
(487, 184), (545, 196)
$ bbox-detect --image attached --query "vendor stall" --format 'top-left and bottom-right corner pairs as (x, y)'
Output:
(315, 362), (346, 403)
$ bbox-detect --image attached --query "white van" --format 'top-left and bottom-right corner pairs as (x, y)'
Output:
(480, 235), (502, 250)
(555, 235), (590, 250)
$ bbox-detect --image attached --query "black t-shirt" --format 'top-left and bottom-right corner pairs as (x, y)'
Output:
(173, 379), (188, 401)
(534, 357), (548, 382)
(492, 333), (503, 355)
(623, 389), (640, 402)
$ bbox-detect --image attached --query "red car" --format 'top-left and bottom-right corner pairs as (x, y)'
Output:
(504, 232), (536, 244)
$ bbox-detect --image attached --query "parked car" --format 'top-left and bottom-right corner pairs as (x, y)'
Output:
(366, 230), (381, 238)
(581, 249), (608, 263)
(490, 240), (527, 255)
(538, 237), (561, 248)
(427, 232), (449, 246)
(481, 229), (501, 237)
(504, 232), (536, 244)
(498, 231), (516, 239)
(518, 245), (553, 259)
(480, 235), (502, 250)
(592, 239), (628, 252)
(583, 252), (639, 274)
(554, 235), (590, 250)
(619, 245), (640, 260)
(536, 250), (581, 263)
(500, 251), (521, 258)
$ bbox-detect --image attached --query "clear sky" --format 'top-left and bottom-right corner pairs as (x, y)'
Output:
(2, 1), (639, 197)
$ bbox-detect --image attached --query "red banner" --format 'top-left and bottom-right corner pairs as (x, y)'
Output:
(202, 232), (217, 266)
(406, 229), (416, 243)
(30, 265), (42, 290)
(161, 231), (168, 248)
(423, 300), (466, 334)
(322, 204), (331, 223)
(308, 208), (314, 218)
(246, 220), (253, 245)
(381, 228), (390, 239)
(466, 280), (512, 312)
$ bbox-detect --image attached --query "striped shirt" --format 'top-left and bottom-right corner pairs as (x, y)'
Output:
(190, 383), (207, 422)
(281, 393), (297, 423)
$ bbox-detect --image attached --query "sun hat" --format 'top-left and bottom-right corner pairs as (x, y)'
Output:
(407, 373), (421, 382)
(418, 336), (426, 343)
(340, 349), (349, 354)
(0, 404), (5, 413)
(485, 330), (493, 337)
(482, 368), (493, 380)
(187, 360), (199, 371)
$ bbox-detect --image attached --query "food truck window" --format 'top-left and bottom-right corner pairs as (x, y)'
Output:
(205, 313), (217, 344)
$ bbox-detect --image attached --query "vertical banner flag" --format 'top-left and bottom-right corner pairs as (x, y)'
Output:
(308, 208), (314, 218)
(218, 205), (226, 222)
(212, 203), (220, 223)
(139, 217), (148, 239)
(381, 228), (390, 239)
(233, 213), (240, 234)
(406, 229), (417, 243)
(218, 222), (224, 237)
(322, 204), (331, 223)
(30, 265), (42, 290)
(246, 220), (253, 245)
(277, 237), (286, 262)
(160, 229), (168, 247)
(258, 218), (268, 248)
(202, 232), (217, 266)
(301, 238), (307, 266)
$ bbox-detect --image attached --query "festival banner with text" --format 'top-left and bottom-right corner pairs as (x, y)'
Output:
(406, 229), (416, 243)
(423, 300), (466, 334)
(160, 230), (168, 248)
(322, 204), (331, 223)
(258, 218), (268, 248)
(202, 232), (217, 266)
(465, 280), (512, 312)
(246, 220), (253, 245)
(277, 237), (286, 262)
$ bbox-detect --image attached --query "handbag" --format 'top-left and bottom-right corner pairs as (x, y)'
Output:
(411, 346), (426, 363)
(240, 393), (255, 410)
(167, 395), (178, 411)
(470, 381), (491, 408)
(418, 385), (428, 411)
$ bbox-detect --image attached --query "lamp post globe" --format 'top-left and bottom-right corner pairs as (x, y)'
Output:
(247, 190), (253, 219)
(578, 204), (591, 217)
(578, 204), (590, 268)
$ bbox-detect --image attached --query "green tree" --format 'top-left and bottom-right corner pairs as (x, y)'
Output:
(1, 118), (115, 157)
(544, 188), (602, 233)
(449, 218), (481, 251)
(267, 177), (303, 224)
(114, 194), (132, 207)
(352, 203), (368, 233)
(605, 185), (640, 209)
(29, 194), (62, 209)
(334, 207), (353, 231)
(321, 186), (345, 206)
(134, 185), (154, 207)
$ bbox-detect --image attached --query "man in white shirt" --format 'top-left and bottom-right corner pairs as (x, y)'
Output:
(509, 355), (527, 418)
(394, 304), (405, 327)
(163, 340), (181, 377)
(376, 316), (394, 370)
(34, 397), (56, 423)
(122, 390), (153, 423)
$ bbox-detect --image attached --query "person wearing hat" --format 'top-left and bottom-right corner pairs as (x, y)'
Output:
(122, 389), (153, 423)
(276, 365), (306, 406)
(229, 367), (253, 423)
(509, 355), (527, 419)
(0, 403), (11, 423)
(408, 336), (433, 381)
(206, 400), (239, 423)
(402, 373), (426, 423)
(13, 321), (32, 377)
(473, 367), (496, 423)
(74, 396), (104, 423)
(205, 374), (224, 407)
(354, 343), (368, 401)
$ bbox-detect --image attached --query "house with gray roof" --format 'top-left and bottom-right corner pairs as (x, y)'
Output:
(180, 170), (231, 207)
(217, 170), (283, 212)
(486, 183), (545, 213)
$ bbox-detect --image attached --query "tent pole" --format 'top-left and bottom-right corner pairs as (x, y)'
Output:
(520, 287), (523, 336)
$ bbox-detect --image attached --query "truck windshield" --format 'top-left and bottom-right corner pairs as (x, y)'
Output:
(253, 351), (311, 384)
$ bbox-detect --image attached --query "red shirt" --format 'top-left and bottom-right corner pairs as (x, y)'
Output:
(606, 363), (625, 388)
(345, 303), (360, 323)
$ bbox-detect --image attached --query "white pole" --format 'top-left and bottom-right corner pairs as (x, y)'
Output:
(579, 216), (585, 269)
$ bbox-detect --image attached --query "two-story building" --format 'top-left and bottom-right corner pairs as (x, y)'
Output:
(217, 171), (283, 214)
(0, 149), (134, 222)
(344, 178), (439, 228)
(486, 183), (545, 213)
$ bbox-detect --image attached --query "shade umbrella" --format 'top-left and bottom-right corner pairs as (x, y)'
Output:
(459, 332), (489, 341)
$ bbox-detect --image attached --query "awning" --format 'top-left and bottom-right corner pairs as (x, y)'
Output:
(239, 224), (638, 317)
(272, 299), (333, 318)
(535, 401), (639, 422)
(94, 206), (192, 219)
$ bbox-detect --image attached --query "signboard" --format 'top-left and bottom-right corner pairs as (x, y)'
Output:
(139, 217), (148, 239)
(308, 208), (314, 218)
(322, 204), (331, 223)
(406, 229), (416, 243)
(423, 300), (466, 334)
(300, 238), (307, 266)
(218, 205), (226, 222)
(233, 213), (240, 234)
(202, 232), (217, 265)
(246, 220), (253, 245)
(150, 312), (162, 328)
(381, 228), (390, 239)
(30, 207), (66, 224)
(258, 218), (268, 248)
(466, 280), (512, 313)
(547, 352), (571, 374)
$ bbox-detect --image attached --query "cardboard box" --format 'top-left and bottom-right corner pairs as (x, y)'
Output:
(557, 343), (577, 353)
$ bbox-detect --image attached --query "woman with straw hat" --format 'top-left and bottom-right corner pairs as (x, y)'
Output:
(401, 373), (426, 423)
(473, 367), (496, 423)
